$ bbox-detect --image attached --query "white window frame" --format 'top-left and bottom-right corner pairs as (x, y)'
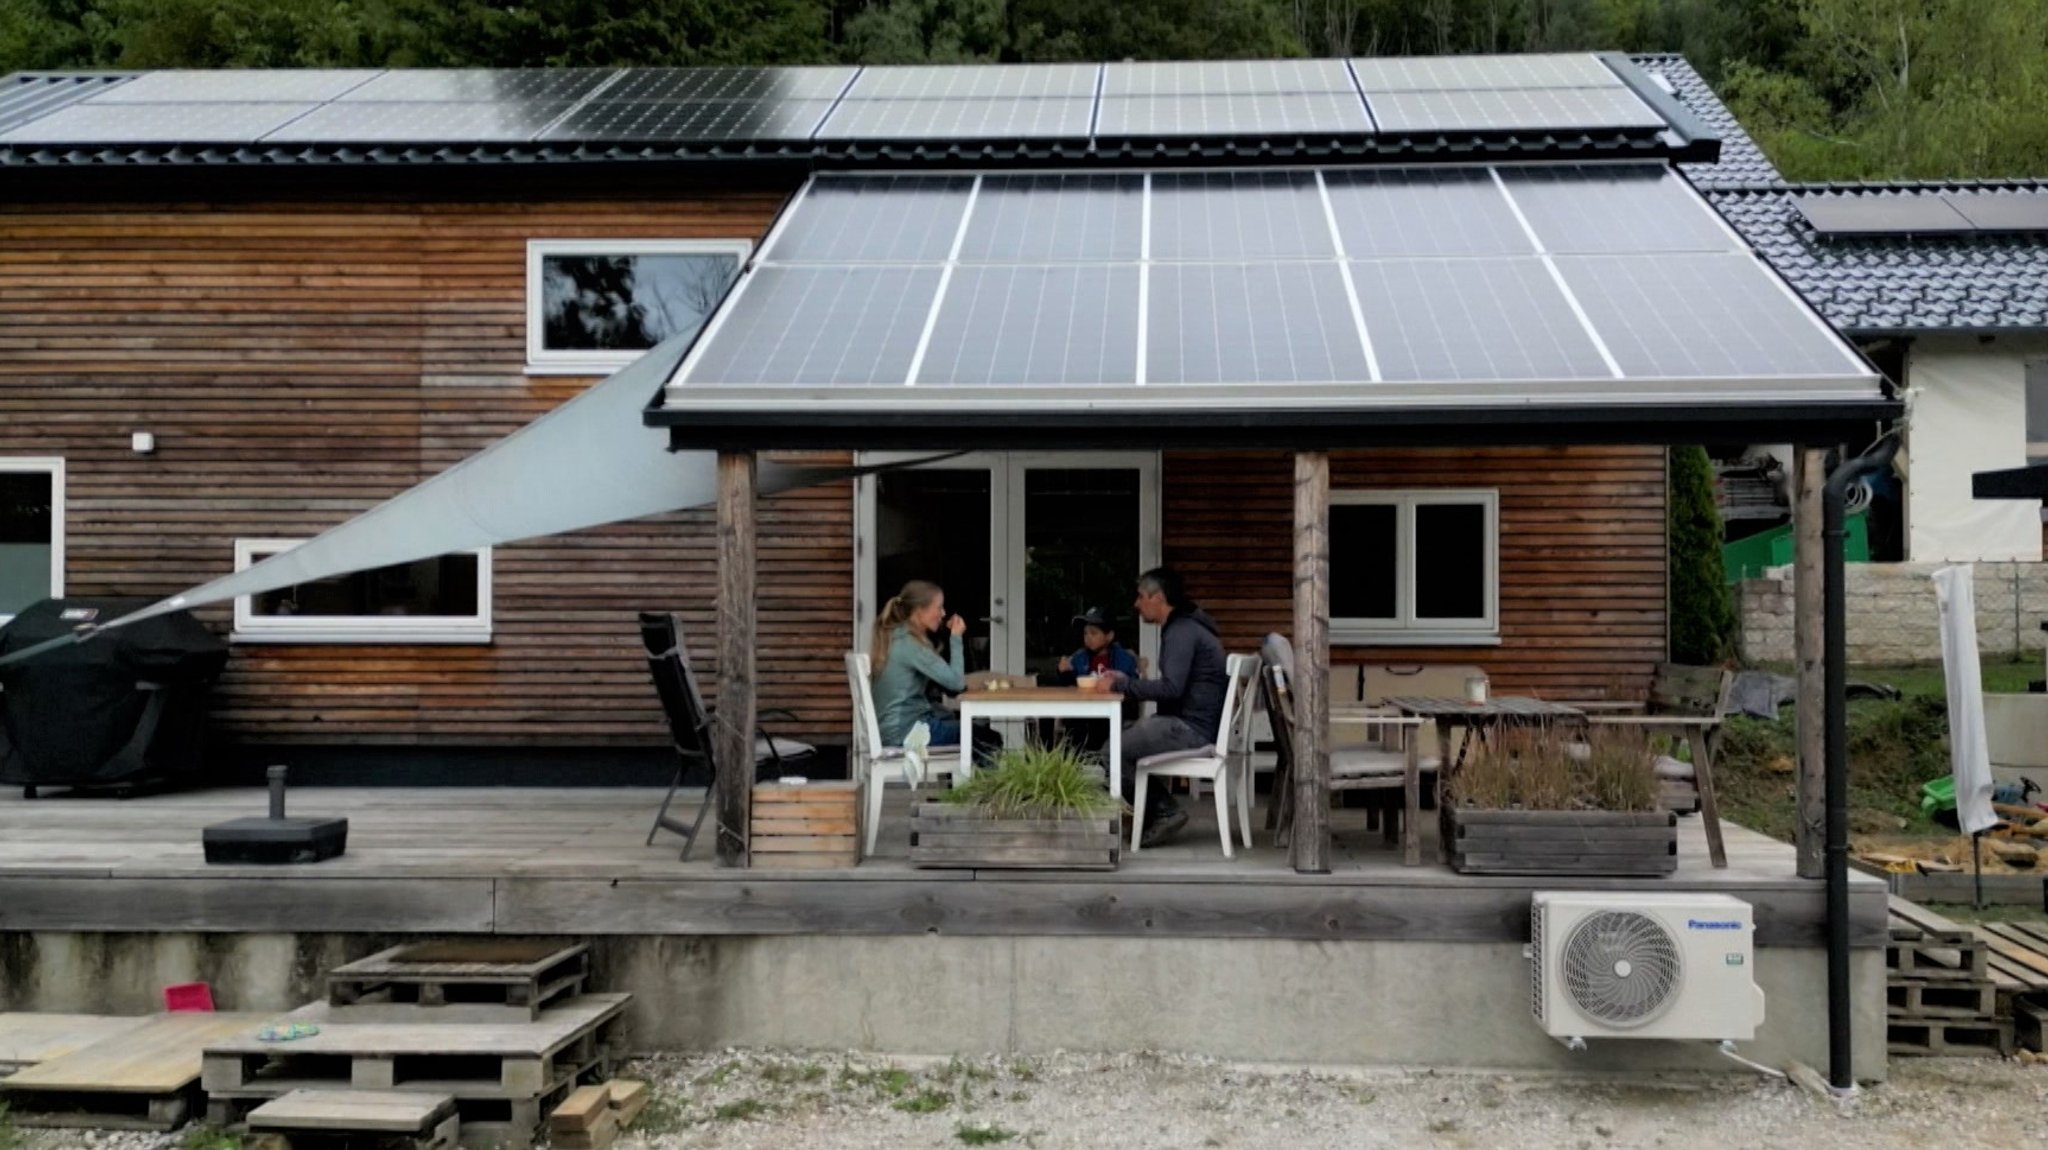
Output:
(0, 456), (64, 626)
(1331, 489), (1499, 646)
(525, 239), (753, 375)
(231, 539), (493, 645)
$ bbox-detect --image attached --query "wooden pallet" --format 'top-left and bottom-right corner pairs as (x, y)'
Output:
(1887, 1015), (2015, 1057)
(1886, 980), (2001, 1018)
(751, 781), (857, 869)
(215, 1073), (584, 1150)
(0, 1012), (272, 1130)
(0, 1013), (152, 1075)
(327, 941), (589, 1024)
(204, 993), (626, 1100)
(1885, 910), (1989, 982)
(245, 1089), (459, 1150)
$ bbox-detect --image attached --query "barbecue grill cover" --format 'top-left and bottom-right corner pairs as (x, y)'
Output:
(0, 597), (228, 786)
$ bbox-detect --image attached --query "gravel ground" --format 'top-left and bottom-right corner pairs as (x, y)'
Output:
(11, 1050), (2044, 1150)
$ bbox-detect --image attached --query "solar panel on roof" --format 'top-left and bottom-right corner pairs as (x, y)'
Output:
(1321, 168), (1533, 258)
(264, 100), (572, 143)
(845, 64), (1099, 100)
(1793, 194), (1973, 236)
(540, 98), (836, 143)
(1368, 87), (1663, 132)
(683, 265), (942, 386)
(1499, 164), (1731, 253)
(1101, 59), (1357, 96)
(1094, 93), (1373, 136)
(1147, 263), (1368, 385)
(1149, 171), (1334, 260)
(85, 70), (380, 103)
(1555, 252), (1859, 379)
(1937, 192), (2048, 233)
(1349, 257), (1612, 381)
(917, 265), (1141, 385)
(815, 96), (1093, 140)
(0, 101), (316, 144)
(338, 69), (613, 103)
(767, 176), (975, 263)
(1351, 54), (1621, 92)
(596, 66), (855, 103)
(957, 174), (1144, 263)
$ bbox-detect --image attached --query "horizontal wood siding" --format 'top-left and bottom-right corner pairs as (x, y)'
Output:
(0, 190), (858, 750)
(1164, 448), (1667, 702)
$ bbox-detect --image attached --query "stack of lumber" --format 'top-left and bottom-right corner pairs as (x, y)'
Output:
(1885, 897), (2048, 1057)
(0, 1012), (271, 1130)
(204, 941), (630, 1150)
(546, 1078), (650, 1150)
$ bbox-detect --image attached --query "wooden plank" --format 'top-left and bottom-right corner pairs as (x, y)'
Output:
(0, 1014), (151, 1070)
(2, 1012), (271, 1094)
(548, 1083), (611, 1131)
(717, 450), (757, 868)
(607, 1079), (649, 1127)
(0, 877), (496, 932)
(247, 1088), (456, 1134)
(203, 994), (628, 1060)
(750, 817), (858, 836)
(1293, 450), (1331, 875)
(1449, 810), (1674, 828)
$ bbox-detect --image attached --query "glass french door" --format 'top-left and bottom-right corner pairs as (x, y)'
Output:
(858, 453), (1159, 678)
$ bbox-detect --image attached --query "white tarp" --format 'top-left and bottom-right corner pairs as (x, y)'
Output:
(0, 334), (927, 667)
(1935, 564), (1999, 835)
(1907, 342), (2043, 562)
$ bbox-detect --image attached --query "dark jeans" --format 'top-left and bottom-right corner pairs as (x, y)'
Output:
(1120, 715), (1209, 815)
(925, 718), (1003, 767)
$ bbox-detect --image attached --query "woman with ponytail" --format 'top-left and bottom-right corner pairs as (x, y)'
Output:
(869, 580), (970, 749)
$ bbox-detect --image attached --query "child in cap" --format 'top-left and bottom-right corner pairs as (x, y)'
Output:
(1056, 606), (1139, 682)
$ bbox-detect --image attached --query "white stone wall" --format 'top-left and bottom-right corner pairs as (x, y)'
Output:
(1737, 561), (2048, 665)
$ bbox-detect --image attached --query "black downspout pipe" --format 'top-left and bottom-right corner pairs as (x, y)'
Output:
(1822, 436), (1899, 1091)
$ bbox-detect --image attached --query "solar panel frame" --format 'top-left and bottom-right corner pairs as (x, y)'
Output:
(336, 69), (615, 103)
(263, 100), (575, 143)
(0, 101), (319, 144)
(1499, 163), (1734, 253)
(1321, 167), (1534, 258)
(83, 70), (381, 104)
(1146, 262), (1369, 385)
(680, 265), (943, 387)
(1094, 92), (1373, 137)
(1347, 256), (1614, 382)
(843, 64), (1100, 100)
(1101, 59), (1358, 96)
(1149, 170), (1335, 261)
(594, 66), (856, 103)
(1351, 54), (1622, 92)
(1792, 194), (1974, 236)
(539, 98), (837, 143)
(766, 176), (976, 264)
(813, 96), (1095, 141)
(1554, 251), (1865, 380)
(916, 264), (1142, 386)
(1367, 87), (1665, 132)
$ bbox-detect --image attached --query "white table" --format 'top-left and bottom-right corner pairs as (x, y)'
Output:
(956, 689), (1126, 798)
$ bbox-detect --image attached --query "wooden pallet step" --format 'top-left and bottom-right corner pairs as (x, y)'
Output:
(1885, 980), (2001, 1019)
(1972, 923), (2048, 992)
(328, 942), (590, 1021)
(1886, 917), (1989, 982)
(246, 1089), (460, 1150)
(212, 1065), (589, 1150)
(1886, 1016), (2015, 1057)
(2016, 998), (2048, 1054)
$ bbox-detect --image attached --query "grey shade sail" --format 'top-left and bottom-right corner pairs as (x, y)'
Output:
(660, 164), (1882, 430)
(0, 337), (928, 666)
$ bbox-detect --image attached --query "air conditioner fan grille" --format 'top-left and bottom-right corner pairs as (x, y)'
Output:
(1561, 909), (1682, 1027)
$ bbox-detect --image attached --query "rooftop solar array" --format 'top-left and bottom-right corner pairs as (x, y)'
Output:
(0, 55), (1679, 149)
(1796, 190), (2048, 237)
(660, 163), (1876, 421)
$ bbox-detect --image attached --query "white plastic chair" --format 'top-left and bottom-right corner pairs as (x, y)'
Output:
(845, 652), (966, 858)
(1131, 653), (1260, 858)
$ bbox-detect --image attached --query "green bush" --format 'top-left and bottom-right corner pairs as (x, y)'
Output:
(1669, 445), (1735, 665)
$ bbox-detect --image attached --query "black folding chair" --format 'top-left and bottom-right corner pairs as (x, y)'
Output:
(640, 612), (814, 860)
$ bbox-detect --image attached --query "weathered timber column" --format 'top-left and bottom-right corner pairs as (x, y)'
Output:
(1794, 446), (1826, 878)
(715, 451), (758, 868)
(1292, 451), (1332, 874)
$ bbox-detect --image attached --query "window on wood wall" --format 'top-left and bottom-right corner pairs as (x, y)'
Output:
(231, 539), (491, 644)
(526, 239), (751, 373)
(0, 458), (63, 624)
(1330, 489), (1498, 645)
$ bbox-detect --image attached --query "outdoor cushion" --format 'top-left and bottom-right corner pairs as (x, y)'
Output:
(879, 744), (962, 759)
(755, 735), (817, 763)
(1261, 633), (1295, 680)
(1137, 745), (1217, 769)
(1330, 749), (1407, 779)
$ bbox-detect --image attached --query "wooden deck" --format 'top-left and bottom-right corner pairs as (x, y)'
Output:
(0, 787), (1886, 948)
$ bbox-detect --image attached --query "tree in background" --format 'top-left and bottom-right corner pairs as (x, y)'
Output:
(1668, 445), (1734, 667)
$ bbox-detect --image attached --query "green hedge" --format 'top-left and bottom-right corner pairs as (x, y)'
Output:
(1669, 446), (1734, 666)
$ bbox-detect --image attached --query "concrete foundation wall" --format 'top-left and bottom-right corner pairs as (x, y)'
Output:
(0, 931), (1888, 1082)
(1737, 560), (2048, 665)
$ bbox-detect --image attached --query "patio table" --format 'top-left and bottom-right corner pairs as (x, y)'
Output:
(957, 688), (1125, 797)
(1382, 696), (1585, 863)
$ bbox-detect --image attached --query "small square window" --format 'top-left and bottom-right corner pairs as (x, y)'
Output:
(527, 239), (750, 373)
(0, 458), (63, 623)
(1331, 489), (1498, 644)
(232, 539), (491, 644)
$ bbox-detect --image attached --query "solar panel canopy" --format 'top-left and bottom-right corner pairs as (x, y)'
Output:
(658, 163), (1879, 430)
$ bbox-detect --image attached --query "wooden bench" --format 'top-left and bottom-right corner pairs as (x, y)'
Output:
(1584, 663), (1732, 869)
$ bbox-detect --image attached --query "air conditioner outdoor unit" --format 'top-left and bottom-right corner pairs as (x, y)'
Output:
(1528, 892), (1767, 1044)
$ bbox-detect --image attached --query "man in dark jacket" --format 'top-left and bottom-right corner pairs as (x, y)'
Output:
(1090, 566), (1230, 847)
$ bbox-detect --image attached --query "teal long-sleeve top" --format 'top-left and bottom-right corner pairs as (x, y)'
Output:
(872, 626), (966, 746)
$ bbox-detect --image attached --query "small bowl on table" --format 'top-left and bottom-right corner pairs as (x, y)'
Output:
(1074, 675), (1101, 690)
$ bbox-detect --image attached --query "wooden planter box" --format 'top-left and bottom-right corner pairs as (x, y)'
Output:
(751, 781), (858, 869)
(909, 802), (1120, 870)
(1449, 808), (1677, 876)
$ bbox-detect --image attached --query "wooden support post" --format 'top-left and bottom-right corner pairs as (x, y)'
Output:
(715, 451), (758, 868)
(1292, 451), (1332, 874)
(1794, 446), (1826, 879)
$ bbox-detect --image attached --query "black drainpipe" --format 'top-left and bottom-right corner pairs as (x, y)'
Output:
(1823, 435), (1899, 1091)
